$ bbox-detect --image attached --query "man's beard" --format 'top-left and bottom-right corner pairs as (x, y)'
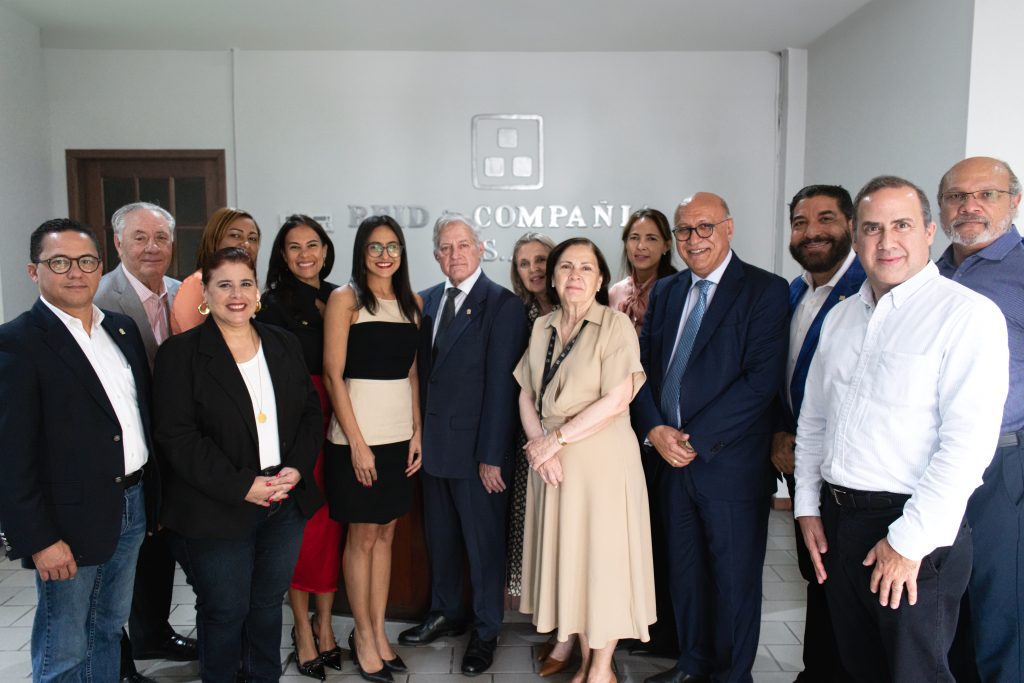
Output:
(790, 231), (852, 275)
(942, 213), (1011, 247)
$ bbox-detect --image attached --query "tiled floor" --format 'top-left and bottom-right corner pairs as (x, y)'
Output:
(0, 510), (806, 682)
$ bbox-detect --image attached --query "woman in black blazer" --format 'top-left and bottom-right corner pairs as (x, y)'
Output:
(153, 247), (323, 683)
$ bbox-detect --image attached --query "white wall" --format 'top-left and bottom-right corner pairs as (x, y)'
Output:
(804, 0), (973, 255)
(965, 0), (1024, 178)
(0, 6), (53, 320)
(43, 49), (782, 291)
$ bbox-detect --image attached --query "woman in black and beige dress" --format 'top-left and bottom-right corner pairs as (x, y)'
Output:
(322, 215), (422, 683)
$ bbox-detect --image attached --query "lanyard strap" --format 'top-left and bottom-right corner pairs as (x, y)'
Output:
(537, 320), (589, 417)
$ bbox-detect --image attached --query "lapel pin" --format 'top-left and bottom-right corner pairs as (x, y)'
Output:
(466, 308), (472, 315)
(118, 327), (126, 335)
(838, 295), (846, 301)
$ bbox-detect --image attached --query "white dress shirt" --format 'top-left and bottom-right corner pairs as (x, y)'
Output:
(666, 250), (733, 365)
(431, 266), (483, 342)
(786, 251), (856, 409)
(41, 298), (149, 474)
(237, 345), (282, 470)
(793, 263), (1009, 560)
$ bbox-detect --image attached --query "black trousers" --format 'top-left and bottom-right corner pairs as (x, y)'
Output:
(820, 488), (971, 683)
(642, 446), (679, 656)
(120, 530), (181, 674)
(785, 474), (846, 683)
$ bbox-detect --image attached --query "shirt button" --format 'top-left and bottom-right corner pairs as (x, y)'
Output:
(113, 435), (122, 442)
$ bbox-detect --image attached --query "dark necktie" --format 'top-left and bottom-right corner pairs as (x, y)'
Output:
(432, 287), (458, 360)
(660, 279), (712, 428)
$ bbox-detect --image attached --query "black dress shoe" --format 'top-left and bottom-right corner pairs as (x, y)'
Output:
(397, 612), (466, 645)
(349, 630), (395, 683)
(461, 632), (498, 676)
(291, 627), (326, 681)
(121, 673), (157, 683)
(132, 633), (199, 661)
(382, 654), (408, 673)
(312, 618), (344, 671)
(629, 638), (681, 659)
(643, 668), (709, 683)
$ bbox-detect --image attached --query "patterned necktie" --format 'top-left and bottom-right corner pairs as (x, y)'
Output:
(660, 279), (712, 428)
(432, 287), (458, 360)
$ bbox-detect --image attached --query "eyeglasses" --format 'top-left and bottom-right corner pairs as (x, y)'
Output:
(34, 255), (102, 274)
(940, 189), (1012, 205)
(672, 218), (730, 242)
(367, 242), (402, 257)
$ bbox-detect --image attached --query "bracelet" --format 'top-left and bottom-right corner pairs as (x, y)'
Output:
(555, 428), (568, 446)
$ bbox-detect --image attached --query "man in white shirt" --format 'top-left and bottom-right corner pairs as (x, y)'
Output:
(94, 203), (194, 679)
(0, 219), (159, 683)
(773, 184), (864, 683)
(794, 176), (1009, 683)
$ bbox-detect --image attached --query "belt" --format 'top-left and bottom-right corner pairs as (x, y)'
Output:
(999, 431), (1021, 448)
(260, 465), (283, 477)
(116, 468), (144, 488)
(826, 483), (910, 510)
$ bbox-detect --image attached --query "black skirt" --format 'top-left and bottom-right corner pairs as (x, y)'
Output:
(324, 440), (412, 524)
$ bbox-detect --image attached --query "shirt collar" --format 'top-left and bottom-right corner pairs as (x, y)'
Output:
(800, 249), (856, 292)
(40, 296), (105, 332)
(446, 266), (483, 296)
(121, 264), (166, 303)
(690, 249), (733, 287)
(858, 261), (940, 309)
(545, 301), (606, 330)
(937, 224), (1022, 269)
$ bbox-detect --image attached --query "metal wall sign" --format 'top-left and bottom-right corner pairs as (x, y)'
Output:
(471, 114), (543, 190)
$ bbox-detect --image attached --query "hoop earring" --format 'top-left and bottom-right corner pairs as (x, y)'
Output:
(255, 300), (262, 314)
(198, 302), (210, 316)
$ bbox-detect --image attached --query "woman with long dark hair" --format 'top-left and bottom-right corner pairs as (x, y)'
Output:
(322, 215), (422, 683)
(256, 215), (342, 679)
(607, 209), (676, 334)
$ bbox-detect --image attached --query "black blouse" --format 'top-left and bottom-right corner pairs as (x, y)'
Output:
(256, 277), (338, 374)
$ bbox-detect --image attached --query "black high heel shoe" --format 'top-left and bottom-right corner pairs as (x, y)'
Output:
(311, 618), (344, 671)
(349, 630), (394, 683)
(291, 627), (326, 681)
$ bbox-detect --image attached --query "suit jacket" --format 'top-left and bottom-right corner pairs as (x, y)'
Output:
(0, 300), (160, 567)
(778, 257), (865, 432)
(152, 317), (323, 538)
(95, 264), (181, 367)
(418, 272), (528, 479)
(634, 253), (790, 500)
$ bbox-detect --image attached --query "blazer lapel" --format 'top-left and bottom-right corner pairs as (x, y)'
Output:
(100, 313), (152, 438)
(113, 268), (159, 361)
(659, 273), (691, 378)
(685, 255), (744, 368)
(197, 318), (259, 448)
(433, 274), (488, 371)
(32, 301), (118, 423)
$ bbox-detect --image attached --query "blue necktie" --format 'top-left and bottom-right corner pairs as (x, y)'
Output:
(660, 279), (712, 428)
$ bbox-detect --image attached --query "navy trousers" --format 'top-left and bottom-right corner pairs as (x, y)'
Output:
(422, 471), (508, 641)
(661, 467), (769, 683)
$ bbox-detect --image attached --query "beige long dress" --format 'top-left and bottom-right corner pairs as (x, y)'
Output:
(514, 303), (656, 649)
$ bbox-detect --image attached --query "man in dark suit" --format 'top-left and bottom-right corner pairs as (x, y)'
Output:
(0, 219), (159, 683)
(398, 212), (527, 676)
(94, 202), (195, 679)
(634, 193), (789, 683)
(772, 185), (864, 683)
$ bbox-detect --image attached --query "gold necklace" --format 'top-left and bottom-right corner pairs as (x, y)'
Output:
(238, 328), (268, 424)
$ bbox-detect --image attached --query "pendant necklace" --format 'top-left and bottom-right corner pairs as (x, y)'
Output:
(239, 328), (267, 424)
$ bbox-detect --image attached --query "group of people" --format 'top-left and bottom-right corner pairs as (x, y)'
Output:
(0, 154), (1019, 683)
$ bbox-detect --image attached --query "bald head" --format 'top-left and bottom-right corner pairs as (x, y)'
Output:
(673, 191), (734, 278)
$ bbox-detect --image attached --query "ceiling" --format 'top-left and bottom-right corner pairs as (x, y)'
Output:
(1, 0), (873, 51)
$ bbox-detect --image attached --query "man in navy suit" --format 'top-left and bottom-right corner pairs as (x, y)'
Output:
(94, 202), (195, 680)
(0, 219), (159, 683)
(635, 193), (789, 683)
(772, 185), (864, 682)
(398, 212), (527, 676)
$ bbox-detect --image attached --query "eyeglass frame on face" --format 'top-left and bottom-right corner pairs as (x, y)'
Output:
(366, 241), (403, 257)
(34, 255), (102, 274)
(671, 217), (731, 242)
(940, 189), (1013, 206)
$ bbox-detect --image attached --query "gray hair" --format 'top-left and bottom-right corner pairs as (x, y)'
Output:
(937, 158), (1021, 223)
(111, 202), (176, 239)
(854, 175), (932, 232)
(432, 211), (482, 251)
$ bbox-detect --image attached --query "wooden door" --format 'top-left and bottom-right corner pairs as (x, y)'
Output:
(66, 150), (226, 280)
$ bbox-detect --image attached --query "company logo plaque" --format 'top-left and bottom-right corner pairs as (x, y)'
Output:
(471, 114), (543, 190)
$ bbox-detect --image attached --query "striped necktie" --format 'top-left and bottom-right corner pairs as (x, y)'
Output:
(660, 279), (712, 428)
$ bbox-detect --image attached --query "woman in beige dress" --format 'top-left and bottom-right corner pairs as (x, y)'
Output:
(515, 237), (656, 683)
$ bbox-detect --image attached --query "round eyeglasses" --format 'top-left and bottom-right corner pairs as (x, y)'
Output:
(35, 255), (102, 274)
(367, 242), (403, 257)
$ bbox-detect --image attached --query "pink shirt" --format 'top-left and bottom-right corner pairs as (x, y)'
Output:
(122, 265), (169, 345)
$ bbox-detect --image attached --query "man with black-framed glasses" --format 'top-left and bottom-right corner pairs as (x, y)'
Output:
(938, 157), (1024, 683)
(0, 218), (160, 683)
(634, 192), (789, 683)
